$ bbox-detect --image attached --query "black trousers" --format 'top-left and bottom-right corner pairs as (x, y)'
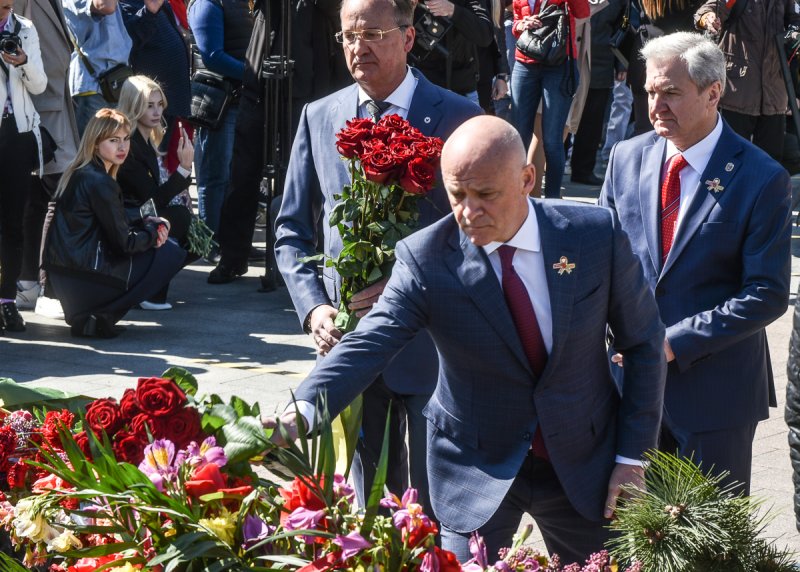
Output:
(722, 109), (785, 163)
(0, 116), (37, 299)
(217, 98), (265, 266)
(570, 87), (612, 178)
(48, 240), (186, 327)
(441, 454), (611, 565)
(21, 174), (59, 292)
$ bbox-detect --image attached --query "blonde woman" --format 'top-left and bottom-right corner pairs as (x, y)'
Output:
(42, 109), (185, 338)
(116, 75), (194, 310)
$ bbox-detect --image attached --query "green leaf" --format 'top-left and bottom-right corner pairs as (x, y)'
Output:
(0, 552), (31, 572)
(161, 367), (198, 397)
(222, 415), (273, 465)
(0, 378), (91, 412)
(360, 406), (392, 537)
(367, 266), (383, 283)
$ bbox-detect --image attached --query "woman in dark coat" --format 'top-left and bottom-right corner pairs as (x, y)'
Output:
(117, 75), (194, 310)
(43, 109), (185, 338)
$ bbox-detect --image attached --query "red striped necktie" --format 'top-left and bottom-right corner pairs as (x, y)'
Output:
(660, 154), (688, 265)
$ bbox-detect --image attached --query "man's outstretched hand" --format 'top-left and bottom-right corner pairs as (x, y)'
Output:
(604, 463), (645, 519)
(262, 410), (304, 447)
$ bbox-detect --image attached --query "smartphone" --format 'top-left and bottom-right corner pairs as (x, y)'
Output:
(140, 198), (158, 220)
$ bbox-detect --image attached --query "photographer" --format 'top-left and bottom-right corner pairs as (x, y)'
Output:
(411, 0), (494, 100)
(0, 0), (46, 334)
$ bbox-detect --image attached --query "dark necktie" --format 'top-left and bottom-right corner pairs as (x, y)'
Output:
(365, 99), (391, 123)
(660, 154), (688, 265)
(498, 245), (549, 459)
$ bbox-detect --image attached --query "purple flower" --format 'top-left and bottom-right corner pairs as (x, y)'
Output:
(381, 487), (418, 509)
(242, 514), (274, 550)
(138, 439), (178, 491)
(332, 474), (354, 501)
(333, 532), (371, 560)
(420, 550), (437, 572)
(469, 533), (489, 568)
(175, 436), (227, 471)
(284, 507), (326, 531)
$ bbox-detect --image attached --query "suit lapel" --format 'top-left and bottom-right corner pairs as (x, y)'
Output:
(406, 70), (444, 137)
(639, 136), (666, 275)
(533, 201), (578, 381)
(327, 85), (360, 199)
(445, 229), (534, 376)
(660, 124), (743, 278)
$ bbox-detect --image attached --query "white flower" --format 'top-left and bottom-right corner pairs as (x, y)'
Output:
(47, 528), (82, 552)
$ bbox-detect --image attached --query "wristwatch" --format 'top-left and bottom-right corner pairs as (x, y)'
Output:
(495, 73), (509, 82)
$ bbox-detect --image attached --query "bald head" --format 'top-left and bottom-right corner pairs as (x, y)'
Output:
(442, 116), (527, 178)
(442, 116), (535, 246)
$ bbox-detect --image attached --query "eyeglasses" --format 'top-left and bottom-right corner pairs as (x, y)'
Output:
(335, 26), (408, 44)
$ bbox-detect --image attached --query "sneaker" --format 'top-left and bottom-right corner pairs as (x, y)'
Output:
(15, 282), (40, 310)
(138, 301), (173, 311)
(35, 296), (65, 320)
(0, 302), (26, 332)
(254, 204), (268, 228)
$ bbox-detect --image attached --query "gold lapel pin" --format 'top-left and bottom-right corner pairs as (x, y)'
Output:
(705, 178), (725, 193)
(552, 256), (576, 275)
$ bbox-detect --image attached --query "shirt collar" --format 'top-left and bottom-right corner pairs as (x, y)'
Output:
(482, 199), (541, 256)
(665, 114), (723, 174)
(357, 67), (416, 113)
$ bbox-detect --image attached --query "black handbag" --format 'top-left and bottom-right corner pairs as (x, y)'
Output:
(609, 0), (636, 68)
(188, 69), (236, 130)
(515, 1), (570, 66)
(95, 63), (135, 104)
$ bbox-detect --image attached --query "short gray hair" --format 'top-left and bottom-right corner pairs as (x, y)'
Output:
(640, 32), (726, 94)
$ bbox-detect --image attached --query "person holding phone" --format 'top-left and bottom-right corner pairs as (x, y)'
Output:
(116, 75), (194, 310)
(42, 108), (185, 338)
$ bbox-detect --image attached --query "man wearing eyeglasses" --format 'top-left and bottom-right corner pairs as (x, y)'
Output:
(275, 0), (481, 515)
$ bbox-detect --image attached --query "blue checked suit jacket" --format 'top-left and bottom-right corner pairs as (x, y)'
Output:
(599, 121), (791, 433)
(275, 69), (481, 396)
(294, 199), (666, 532)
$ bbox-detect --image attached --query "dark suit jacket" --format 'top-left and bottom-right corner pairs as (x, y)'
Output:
(275, 69), (481, 395)
(295, 200), (666, 531)
(117, 129), (191, 210)
(599, 121), (791, 432)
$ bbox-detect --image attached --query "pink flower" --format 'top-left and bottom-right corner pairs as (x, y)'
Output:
(175, 436), (227, 472)
(138, 439), (178, 491)
(332, 531), (371, 560)
(284, 507), (326, 531)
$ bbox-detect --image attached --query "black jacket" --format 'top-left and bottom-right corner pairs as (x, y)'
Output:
(117, 129), (191, 210)
(411, 0), (494, 95)
(786, 288), (800, 532)
(43, 161), (159, 288)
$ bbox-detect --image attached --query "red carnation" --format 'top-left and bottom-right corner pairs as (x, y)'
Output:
(0, 426), (17, 471)
(163, 407), (202, 448)
(400, 157), (436, 195)
(362, 149), (399, 184)
(41, 409), (75, 450)
(6, 460), (29, 490)
(120, 388), (142, 420)
(136, 377), (186, 417)
(85, 398), (124, 437)
(112, 429), (148, 465)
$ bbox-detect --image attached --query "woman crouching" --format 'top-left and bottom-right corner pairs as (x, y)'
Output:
(43, 109), (186, 338)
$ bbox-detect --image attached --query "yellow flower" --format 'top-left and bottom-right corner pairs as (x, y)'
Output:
(110, 564), (139, 571)
(47, 529), (83, 553)
(199, 509), (238, 545)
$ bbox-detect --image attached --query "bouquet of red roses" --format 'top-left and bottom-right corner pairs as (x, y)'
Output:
(324, 114), (444, 332)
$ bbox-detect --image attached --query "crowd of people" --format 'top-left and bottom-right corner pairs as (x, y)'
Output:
(2, 0), (800, 560)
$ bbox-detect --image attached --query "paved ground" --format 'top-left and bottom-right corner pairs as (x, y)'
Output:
(2, 176), (800, 556)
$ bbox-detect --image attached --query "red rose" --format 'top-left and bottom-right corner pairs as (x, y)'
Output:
(377, 113), (409, 131)
(136, 377), (186, 417)
(362, 149), (399, 184)
(41, 410), (74, 450)
(345, 117), (375, 131)
(185, 462), (227, 498)
(120, 388), (142, 421)
(73, 431), (92, 459)
(411, 138), (443, 161)
(85, 398), (124, 437)
(336, 126), (373, 159)
(370, 126), (392, 143)
(433, 547), (461, 572)
(130, 413), (169, 440)
(163, 407), (202, 448)
(400, 157), (436, 194)
(112, 429), (148, 465)
(388, 141), (414, 164)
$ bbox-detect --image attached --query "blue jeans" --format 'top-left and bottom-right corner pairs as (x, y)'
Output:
(195, 105), (239, 235)
(73, 94), (111, 137)
(511, 60), (578, 198)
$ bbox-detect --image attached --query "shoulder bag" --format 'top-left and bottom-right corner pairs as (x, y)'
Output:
(515, 0), (571, 66)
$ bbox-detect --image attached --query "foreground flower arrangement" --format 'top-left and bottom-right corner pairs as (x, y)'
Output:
(0, 370), (793, 571)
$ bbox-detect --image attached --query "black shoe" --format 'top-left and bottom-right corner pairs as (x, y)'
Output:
(208, 260), (248, 284)
(0, 302), (26, 332)
(570, 172), (605, 186)
(248, 246), (266, 262)
(71, 314), (124, 338)
(204, 247), (222, 265)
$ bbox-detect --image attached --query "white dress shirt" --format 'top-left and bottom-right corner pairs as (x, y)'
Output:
(356, 66), (418, 120)
(663, 115), (723, 237)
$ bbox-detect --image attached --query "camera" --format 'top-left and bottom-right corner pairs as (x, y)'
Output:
(409, 2), (452, 63)
(0, 31), (21, 56)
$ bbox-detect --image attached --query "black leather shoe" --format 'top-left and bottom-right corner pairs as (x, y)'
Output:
(0, 302), (26, 332)
(248, 246), (266, 262)
(71, 314), (124, 338)
(570, 172), (605, 186)
(208, 261), (248, 284)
